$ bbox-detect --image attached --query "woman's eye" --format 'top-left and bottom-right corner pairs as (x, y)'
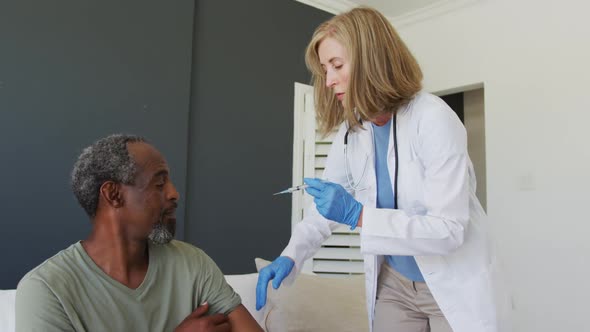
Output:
(335, 65), (343, 69)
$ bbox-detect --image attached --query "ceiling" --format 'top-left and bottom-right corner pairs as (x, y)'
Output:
(347, 0), (443, 18)
(295, 0), (452, 22)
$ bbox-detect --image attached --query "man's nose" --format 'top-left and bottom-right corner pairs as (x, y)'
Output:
(168, 183), (180, 201)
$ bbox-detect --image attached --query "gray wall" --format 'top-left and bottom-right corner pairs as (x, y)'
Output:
(186, 0), (331, 274)
(0, 0), (194, 288)
(0, 0), (331, 287)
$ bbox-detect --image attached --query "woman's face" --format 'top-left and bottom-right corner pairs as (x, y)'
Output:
(318, 37), (350, 106)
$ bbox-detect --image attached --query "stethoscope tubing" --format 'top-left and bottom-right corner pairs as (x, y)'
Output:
(343, 113), (398, 207)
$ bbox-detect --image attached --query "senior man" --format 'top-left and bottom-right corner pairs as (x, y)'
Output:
(16, 134), (262, 332)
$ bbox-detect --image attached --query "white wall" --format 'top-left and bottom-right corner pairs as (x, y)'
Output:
(395, 0), (590, 330)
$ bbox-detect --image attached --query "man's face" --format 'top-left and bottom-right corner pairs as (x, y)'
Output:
(122, 142), (179, 245)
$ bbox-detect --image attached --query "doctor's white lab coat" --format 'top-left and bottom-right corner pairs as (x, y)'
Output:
(281, 92), (500, 332)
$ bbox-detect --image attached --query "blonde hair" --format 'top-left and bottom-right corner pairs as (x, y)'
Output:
(305, 7), (423, 135)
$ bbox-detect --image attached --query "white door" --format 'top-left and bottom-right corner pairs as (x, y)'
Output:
(292, 82), (363, 277)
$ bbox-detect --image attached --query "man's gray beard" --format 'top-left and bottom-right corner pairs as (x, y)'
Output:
(148, 222), (174, 245)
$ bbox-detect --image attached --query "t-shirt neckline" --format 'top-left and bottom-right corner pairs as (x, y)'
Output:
(74, 240), (157, 297)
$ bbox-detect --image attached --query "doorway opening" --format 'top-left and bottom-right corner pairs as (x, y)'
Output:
(440, 86), (487, 211)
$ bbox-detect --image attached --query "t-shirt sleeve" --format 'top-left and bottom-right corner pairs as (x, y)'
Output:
(15, 277), (74, 332)
(195, 251), (242, 316)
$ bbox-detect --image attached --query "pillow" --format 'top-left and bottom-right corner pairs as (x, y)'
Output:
(224, 273), (264, 327)
(255, 258), (369, 332)
(0, 289), (16, 332)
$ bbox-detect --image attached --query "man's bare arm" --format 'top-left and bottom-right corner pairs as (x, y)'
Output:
(174, 303), (230, 332)
(227, 305), (263, 332)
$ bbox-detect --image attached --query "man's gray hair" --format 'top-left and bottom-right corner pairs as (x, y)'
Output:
(71, 134), (146, 217)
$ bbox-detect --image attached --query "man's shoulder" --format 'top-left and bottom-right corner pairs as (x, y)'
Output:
(17, 242), (83, 292)
(163, 239), (204, 253)
(155, 240), (209, 262)
(152, 240), (224, 280)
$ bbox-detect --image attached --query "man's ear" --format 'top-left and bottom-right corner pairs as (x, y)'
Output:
(99, 181), (124, 208)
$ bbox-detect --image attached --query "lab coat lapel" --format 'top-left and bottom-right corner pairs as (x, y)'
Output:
(351, 122), (376, 206)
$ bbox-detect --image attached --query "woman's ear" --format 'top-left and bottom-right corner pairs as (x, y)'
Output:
(100, 181), (124, 208)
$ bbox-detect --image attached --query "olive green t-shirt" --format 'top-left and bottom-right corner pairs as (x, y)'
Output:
(15, 240), (241, 332)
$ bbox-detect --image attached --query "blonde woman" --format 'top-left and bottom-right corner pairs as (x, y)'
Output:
(256, 7), (497, 332)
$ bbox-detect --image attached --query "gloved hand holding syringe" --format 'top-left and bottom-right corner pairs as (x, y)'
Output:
(272, 184), (308, 195)
(273, 178), (363, 230)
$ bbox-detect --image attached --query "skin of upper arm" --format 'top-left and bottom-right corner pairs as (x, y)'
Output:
(227, 305), (263, 332)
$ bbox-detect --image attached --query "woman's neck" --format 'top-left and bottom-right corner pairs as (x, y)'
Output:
(371, 113), (392, 127)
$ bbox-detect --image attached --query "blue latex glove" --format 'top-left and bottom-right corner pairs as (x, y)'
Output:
(255, 256), (295, 311)
(304, 178), (363, 229)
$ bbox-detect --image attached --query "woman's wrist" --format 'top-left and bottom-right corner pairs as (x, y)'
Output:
(357, 206), (363, 227)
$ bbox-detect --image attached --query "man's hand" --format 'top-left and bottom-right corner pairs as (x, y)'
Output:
(175, 302), (230, 332)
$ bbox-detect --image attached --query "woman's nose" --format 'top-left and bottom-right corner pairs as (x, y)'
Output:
(325, 72), (337, 88)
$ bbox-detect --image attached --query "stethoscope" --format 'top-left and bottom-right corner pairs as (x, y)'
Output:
(343, 113), (398, 207)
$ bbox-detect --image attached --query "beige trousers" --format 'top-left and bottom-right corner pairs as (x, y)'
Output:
(373, 264), (453, 332)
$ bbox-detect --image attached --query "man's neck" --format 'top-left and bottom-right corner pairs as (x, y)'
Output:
(82, 223), (150, 289)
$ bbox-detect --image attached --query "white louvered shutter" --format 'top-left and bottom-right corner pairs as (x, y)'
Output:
(292, 83), (363, 277)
